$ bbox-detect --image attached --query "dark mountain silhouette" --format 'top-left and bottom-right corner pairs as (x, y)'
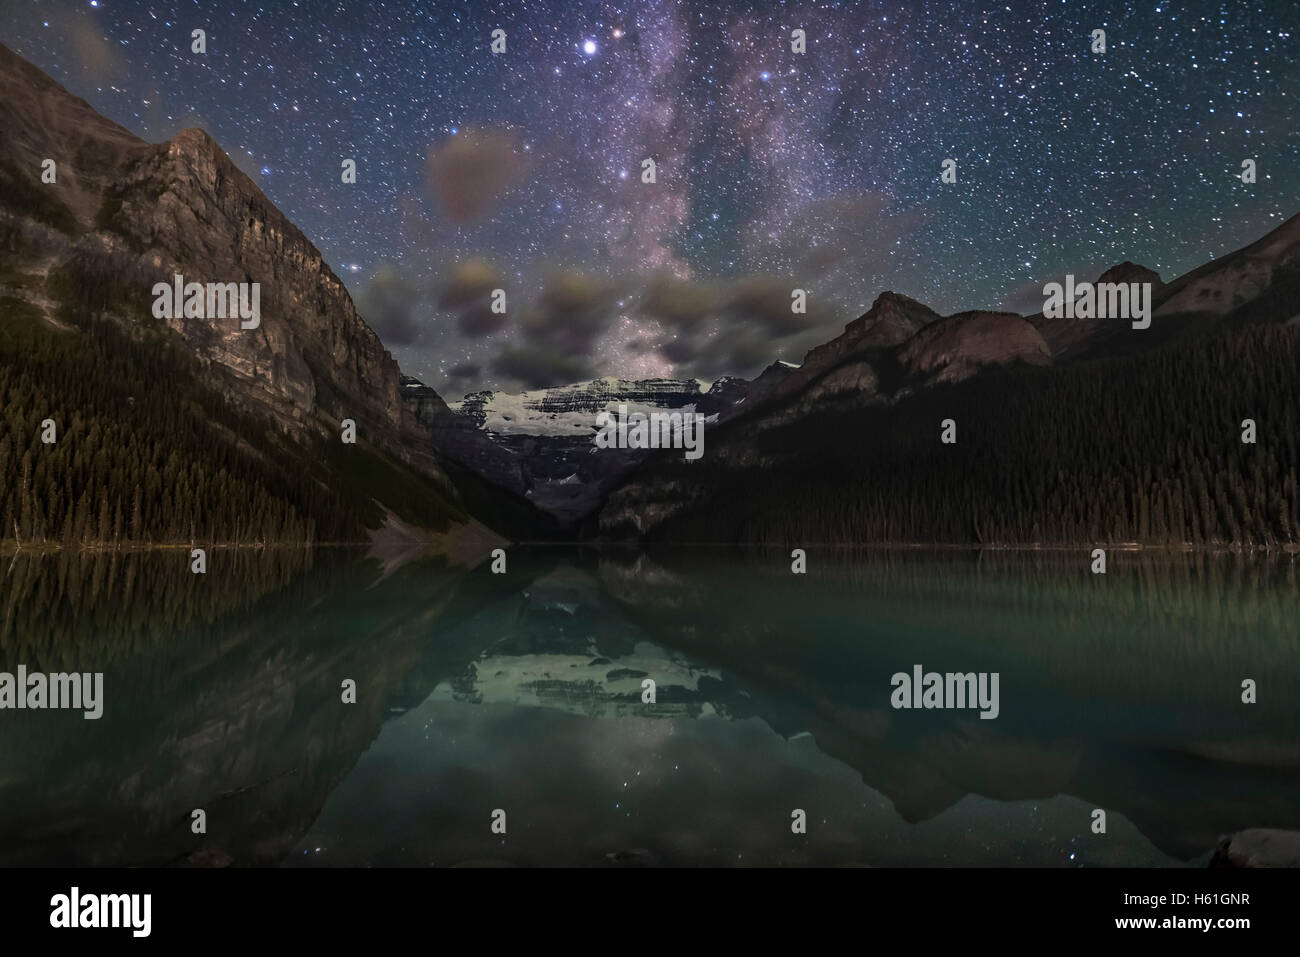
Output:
(598, 213), (1300, 546)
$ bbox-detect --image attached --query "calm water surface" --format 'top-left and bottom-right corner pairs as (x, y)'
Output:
(1, 546), (1296, 866)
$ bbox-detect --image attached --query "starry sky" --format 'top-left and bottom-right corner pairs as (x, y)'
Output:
(2, 0), (1296, 394)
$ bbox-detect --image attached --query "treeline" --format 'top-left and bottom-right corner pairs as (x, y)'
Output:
(1, 248), (481, 548)
(0, 293), (364, 545)
(0, 269), (386, 547)
(630, 321), (1300, 547)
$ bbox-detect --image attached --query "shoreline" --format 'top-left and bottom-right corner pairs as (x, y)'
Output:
(3, 539), (1298, 555)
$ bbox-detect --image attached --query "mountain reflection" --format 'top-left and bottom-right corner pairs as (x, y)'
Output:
(0, 546), (1296, 866)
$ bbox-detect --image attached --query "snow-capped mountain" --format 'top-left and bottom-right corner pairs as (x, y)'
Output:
(452, 376), (723, 433)
(405, 376), (750, 524)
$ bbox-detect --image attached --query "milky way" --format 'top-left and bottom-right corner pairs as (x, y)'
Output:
(3, 0), (1296, 393)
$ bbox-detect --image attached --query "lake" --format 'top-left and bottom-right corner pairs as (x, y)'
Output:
(1, 546), (1296, 866)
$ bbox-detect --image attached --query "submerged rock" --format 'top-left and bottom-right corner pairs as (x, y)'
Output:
(1211, 828), (1300, 867)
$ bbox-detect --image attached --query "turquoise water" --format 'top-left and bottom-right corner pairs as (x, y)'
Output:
(1, 547), (1296, 866)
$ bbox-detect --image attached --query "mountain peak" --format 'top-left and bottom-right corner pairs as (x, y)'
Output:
(1096, 261), (1163, 287)
(0, 43), (428, 463)
(810, 290), (939, 359)
(166, 127), (224, 159)
(854, 290), (940, 331)
(899, 311), (1051, 385)
(868, 290), (928, 310)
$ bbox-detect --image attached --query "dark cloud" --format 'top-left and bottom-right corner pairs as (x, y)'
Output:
(490, 345), (591, 390)
(355, 264), (422, 346)
(437, 259), (507, 337)
(723, 276), (816, 339)
(639, 271), (719, 328)
(632, 272), (847, 381)
(524, 269), (618, 354)
(475, 269), (620, 389)
(426, 127), (530, 223)
(668, 321), (799, 381)
(455, 304), (504, 338)
(446, 361), (482, 379)
(438, 259), (501, 309)
(713, 330), (786, 375)
(657, 335), (700, 365)
(537, 270), (612, 323)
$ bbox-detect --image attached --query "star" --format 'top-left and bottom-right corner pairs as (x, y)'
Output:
(5, 0), (1291, 395)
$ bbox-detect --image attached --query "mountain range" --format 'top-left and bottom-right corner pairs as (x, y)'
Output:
(598, 211), (1300, 544)
(412, 375), (748, 522)
(2, 42), (1297, 551)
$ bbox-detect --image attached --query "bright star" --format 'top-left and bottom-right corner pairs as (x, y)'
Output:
(583, 40), (597, 55)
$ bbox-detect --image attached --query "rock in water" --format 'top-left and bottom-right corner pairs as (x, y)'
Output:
(1211, 829), (1300, 867)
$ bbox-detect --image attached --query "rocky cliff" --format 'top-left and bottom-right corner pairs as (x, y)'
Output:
(0, 42), (545, 543)
(0, 43), (425, 461)
(899, 310), (1051, 386)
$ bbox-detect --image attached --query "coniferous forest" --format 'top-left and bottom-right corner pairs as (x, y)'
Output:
(613, 321), (1300, 548)
(0, 267), (469, 549)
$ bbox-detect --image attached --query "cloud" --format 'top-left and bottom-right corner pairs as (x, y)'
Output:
(656, 335), (700, 365)
(69, 17), (125, 86)
(437, 259), (507, 337)
(355, 264), (422, 346)
(446, 361), (482, 379)
(723, 276), (815, 339)
(639, 271), (719, 328)
(537, 269), (612, 319)
(524, 269), (618, 354)
(665, 318), (816, 381)
(426, 127), (530, 223)
(610, 192), (926, 381)
(476, 269), (620, 389)
(490, 345), (591, 390)
(438, 259), (501, 309)
(629, 271), (847, 381)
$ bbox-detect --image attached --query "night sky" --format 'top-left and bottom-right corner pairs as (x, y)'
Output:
(2, 0), (1296, 394)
